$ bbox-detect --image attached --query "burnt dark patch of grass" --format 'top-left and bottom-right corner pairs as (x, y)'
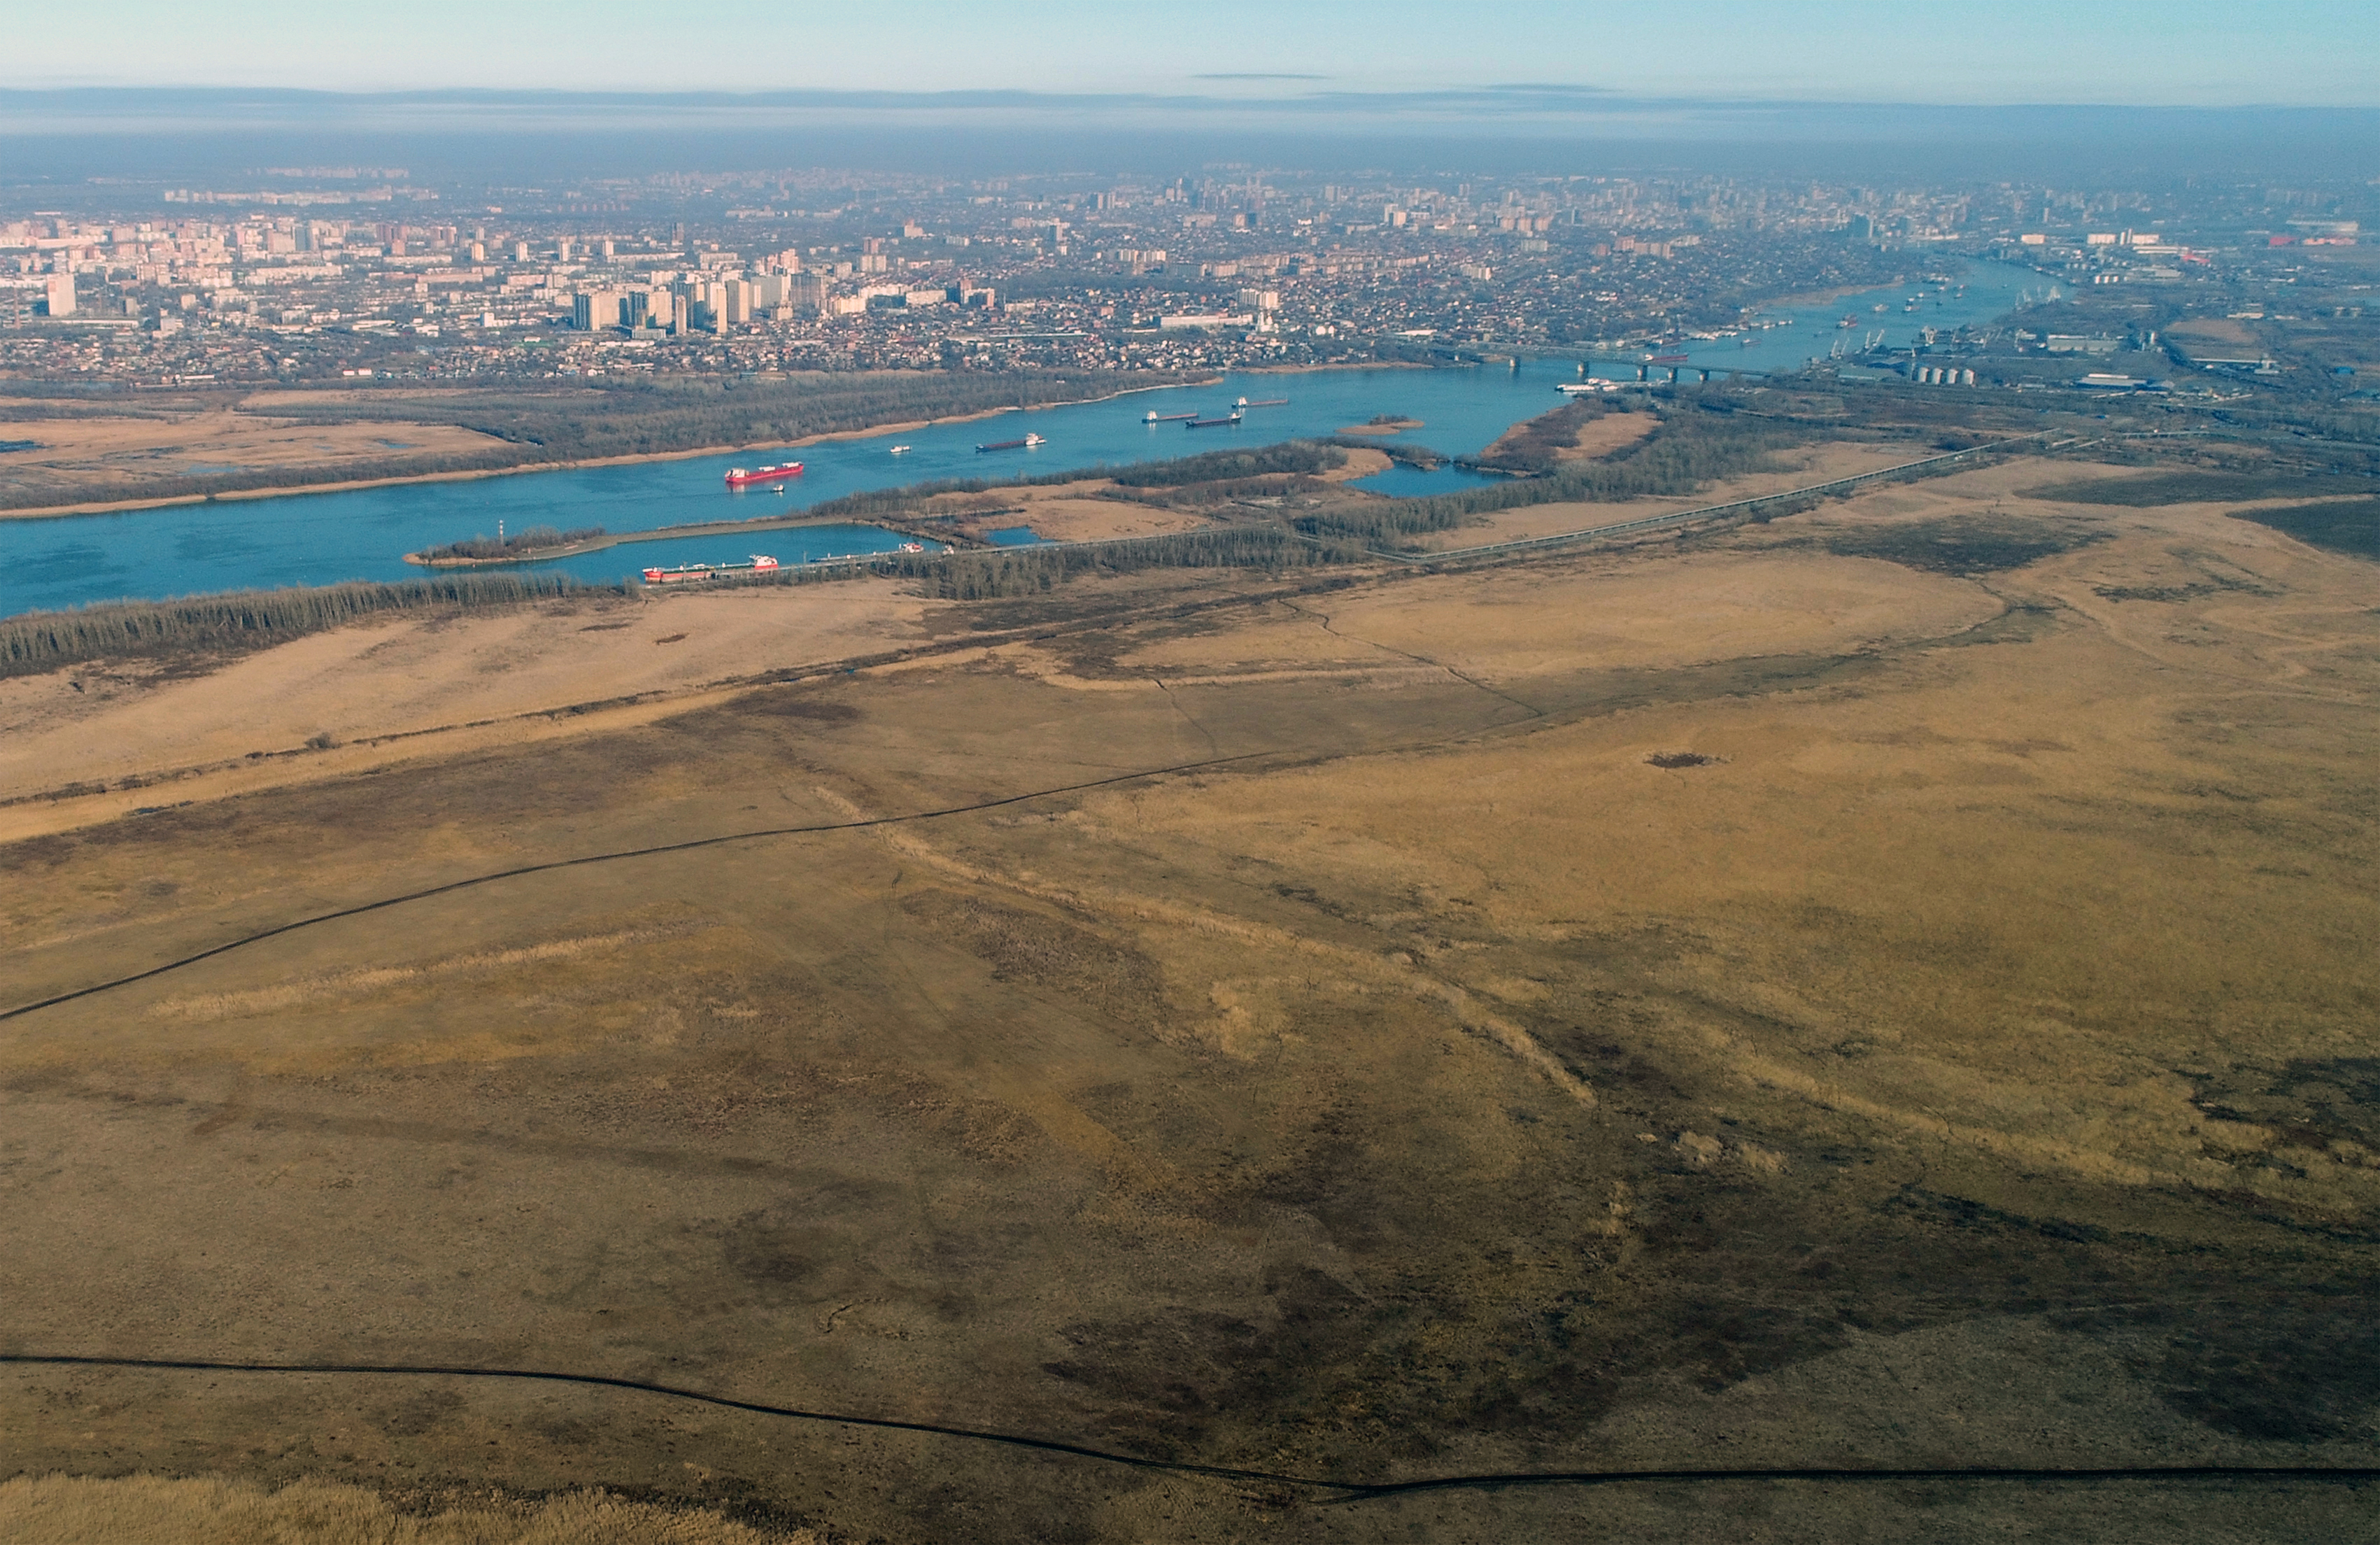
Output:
(1809, 517), (2109, 576)
(2025, 471), (2380, 507)
(2228, 497), (2380, 558)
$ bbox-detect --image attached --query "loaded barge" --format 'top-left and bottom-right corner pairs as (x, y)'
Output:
(724, 462), (804, 488)
(642, 555), (780, 584)
(976, 433), (1047, 453)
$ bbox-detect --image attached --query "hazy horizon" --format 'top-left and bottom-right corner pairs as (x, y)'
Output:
(10, 1), (2377, 106)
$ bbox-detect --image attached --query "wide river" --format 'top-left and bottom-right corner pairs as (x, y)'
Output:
(0, 260), (2043, 616)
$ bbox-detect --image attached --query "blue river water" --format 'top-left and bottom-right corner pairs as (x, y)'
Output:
(0, 260), (2043, 616)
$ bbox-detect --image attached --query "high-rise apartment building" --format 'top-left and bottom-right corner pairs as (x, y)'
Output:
(572, 290), (623, 331)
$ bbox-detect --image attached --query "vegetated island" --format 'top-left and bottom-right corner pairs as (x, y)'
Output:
(1336, 413), (1426, 435)
(407, 525), (611, 566)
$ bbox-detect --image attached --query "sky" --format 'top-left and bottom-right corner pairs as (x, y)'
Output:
(8, 0), (2377, 107)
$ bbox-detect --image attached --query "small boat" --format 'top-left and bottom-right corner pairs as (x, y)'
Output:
(889, 444), (913, 455)
(977, 433), (1047, 453)
(642, 555), (779, 585)
(724, 462), (802, 488)
(1143, 410), (1198, 423)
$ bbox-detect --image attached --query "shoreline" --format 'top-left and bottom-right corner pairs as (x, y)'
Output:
(0, 373), (1228, 524)
(0, 358), (1482, 526)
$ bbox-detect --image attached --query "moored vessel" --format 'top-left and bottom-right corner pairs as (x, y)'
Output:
(641, 555), (780, 584)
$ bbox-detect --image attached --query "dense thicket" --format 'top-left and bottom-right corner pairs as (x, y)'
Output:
(721, 525), (1373, 600)
(1, 574), (616, 677)
(1467, 397), (1622, 473)
(416, 525), (607, 560)
(1103, 442), (1347, 486)
(1102, 473), (1347, 510)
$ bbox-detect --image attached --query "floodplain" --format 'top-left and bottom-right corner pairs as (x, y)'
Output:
(3, 451), (2379, 1542)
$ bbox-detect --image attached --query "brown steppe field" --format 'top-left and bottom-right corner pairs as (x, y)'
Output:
(3, 458), (2378, 1542)
(0, 410), (514, 512)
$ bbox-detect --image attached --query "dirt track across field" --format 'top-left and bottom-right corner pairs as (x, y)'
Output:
(6, 458), (2379, 1542)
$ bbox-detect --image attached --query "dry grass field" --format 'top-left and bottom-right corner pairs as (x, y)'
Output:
(3, 458), (2377, 1542)
(0, 1474), (812, 1544)
(0, 412), (511, 511)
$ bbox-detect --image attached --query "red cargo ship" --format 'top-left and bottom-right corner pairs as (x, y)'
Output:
(724, 462), (804, 488)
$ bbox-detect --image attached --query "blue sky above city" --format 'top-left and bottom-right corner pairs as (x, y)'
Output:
(8, 1), (2378, 106)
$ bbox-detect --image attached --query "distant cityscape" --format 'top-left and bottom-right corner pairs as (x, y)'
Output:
(1, 167), (2370, 397)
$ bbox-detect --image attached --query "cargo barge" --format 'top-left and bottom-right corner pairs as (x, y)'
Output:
(723, 462), (803, 488)
(1184, 412), (1244, 429)
(1142, 410), (1198, 423)
(1233, 396), (1289, 407)
(642, 555), (780, 584)
(976, 433), (1047, 453)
